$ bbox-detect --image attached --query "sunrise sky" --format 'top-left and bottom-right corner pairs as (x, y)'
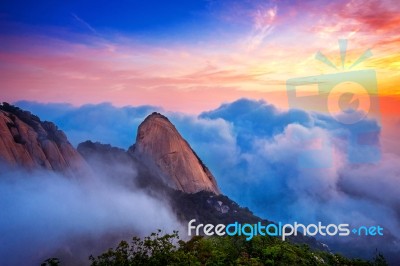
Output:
(1, 0), (399, 113)
(1, 2), (400, 262)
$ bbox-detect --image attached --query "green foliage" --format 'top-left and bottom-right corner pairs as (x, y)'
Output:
(89, 230), (388, 266)
(89, 230), (190, 266)
(371, 250), (388, 266)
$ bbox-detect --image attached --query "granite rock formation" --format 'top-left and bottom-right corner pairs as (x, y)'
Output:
(130, 112), (220, 194)
(0, 102), (87, 176)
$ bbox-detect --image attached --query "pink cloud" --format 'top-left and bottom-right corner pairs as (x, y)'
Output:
(0, 33), (294, 113)
(339, 0), (400, 32)
(1, 0), (399, 116)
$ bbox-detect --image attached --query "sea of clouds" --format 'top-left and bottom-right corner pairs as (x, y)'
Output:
(13, 99), (400, 264)
(0, 161), (181, 265)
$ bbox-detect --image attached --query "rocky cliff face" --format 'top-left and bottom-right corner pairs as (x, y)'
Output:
(130, 112), (220, 194)
(0, 102), (87, 176)
(0, 103), (220, 194)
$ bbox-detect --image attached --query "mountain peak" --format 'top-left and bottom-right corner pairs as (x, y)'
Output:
(131, 112), (220, 194)
(0, 102), (88, 175)
(147, 112), (170, 120)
